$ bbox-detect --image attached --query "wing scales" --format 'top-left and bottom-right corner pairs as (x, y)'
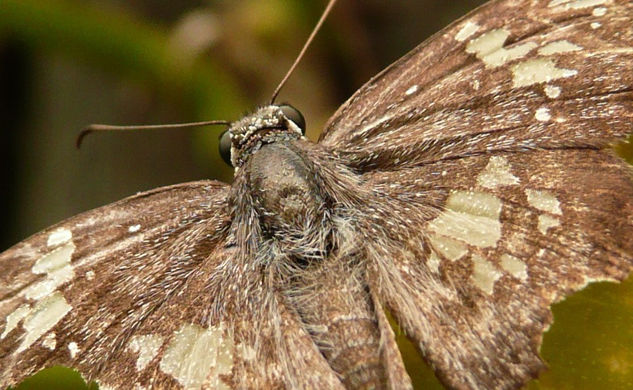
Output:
(0, 181), (344, 389)
(362, 149), (633, 388)
(322, 0), (633, 171)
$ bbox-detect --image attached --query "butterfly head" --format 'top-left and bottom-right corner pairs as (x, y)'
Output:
(220, 104), (306, 168)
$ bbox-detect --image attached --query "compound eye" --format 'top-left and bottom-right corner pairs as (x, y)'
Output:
(279, 104), (306, 135)
(219, 130), (232, 166)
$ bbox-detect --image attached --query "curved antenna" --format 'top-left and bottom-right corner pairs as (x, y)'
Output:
(269, 0), (338, 104)
(76, 120), (230, 148)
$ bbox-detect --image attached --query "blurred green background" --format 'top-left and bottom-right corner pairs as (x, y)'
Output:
(1, 0), (632, 389)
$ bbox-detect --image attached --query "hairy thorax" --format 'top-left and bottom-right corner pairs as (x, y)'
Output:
(246, 143), (325, 240)
(236, 140), (387, 388)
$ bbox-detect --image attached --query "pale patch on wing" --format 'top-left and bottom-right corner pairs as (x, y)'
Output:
(525, 189), (562, 215)
(238, 344), (256, 361)
(535, 107), (552, 122)
(427, 250), (441, 274)
(128, 224), (141, 233)
(24, 242), (76, 300)
(500, 254), (528, 280)
(476, 156), (519, 189)
(538, 40), (582, 56)
(16, 292), (72, 353)
(428, 233), (468, 261)
(544, 85), (561, 98)
(591, 22), (602, 29)
(1, 304), (31, 339)
(42, 332), (56, 350)
(566, 0), (608, 9)
(538, 214), (561, 235)
(96, 380), (117, 390)
(511, 58), (578, 88)
(159, 323), (233, 390)
(471, 254), (501, 295)
(593, 6), (607, 15)
(405, 85), (419, 96)
(455, 21), (480, 42)
(548, 0), (607, 8)
(428, 191), (502, 248)
(46, 228), (72, 247)
(466, 28), (537, 68)
(85, 270), (95, 281)
(68, 341), (80, 359)
(127, 334), (165, 371)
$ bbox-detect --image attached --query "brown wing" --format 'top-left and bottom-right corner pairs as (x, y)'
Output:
(314, 0), (633, 388)
(0, 181), (343, 389)
(361, 149), (633, 389)
(320, 0), (633, 171)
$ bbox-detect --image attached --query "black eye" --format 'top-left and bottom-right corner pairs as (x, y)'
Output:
(279, 104), (306, 135)
(219, 130), (232, 166)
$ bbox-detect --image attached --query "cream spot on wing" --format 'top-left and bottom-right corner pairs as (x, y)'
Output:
(455, 21), (480, 42)
(471, 254), (501, 295)
(128, 334), (164, 371)
(538, 40), (582, 55)
(85, 271), (95, 281)
(568, 0), (607, 9)
(25, 242), (76, 300)
(428, 191), (502, 248)
(500, 254), (528, 280)
(68, 341), (80, 358)
(160, 323), (233, 390)
(428, 233), (468, 261)
(427, 250), (441, 274)
(591, 22), (602, 29)
(535, 107), (552, 122)
(1, 304), (31, 339)
(472, 80), (480, 90)
(405, 85), (418, 96)
(511, 58), (577, 88)
(42, 332), (56, 350)
(128, 224), (141, 233)
(593, 7), (607, 16)
(239, 344), (256, 361)
(526, 189), (562, 215)
(544, 85), (561, 98)
(506, 231), (527, 253)
(466, 28), (537, 68)
(538, 214), (561, 235)
(477, 156), (519, 189)
(96, 381), (117, 390)
(17, 292), (72, 353)
(47, 228), (72, 247)
(549, 0), (606, 7)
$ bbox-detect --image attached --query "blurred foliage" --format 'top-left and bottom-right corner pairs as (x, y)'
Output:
(1, 0), (633, 389)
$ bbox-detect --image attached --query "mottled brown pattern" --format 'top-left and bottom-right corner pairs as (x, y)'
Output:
(2, 0), (633, 389)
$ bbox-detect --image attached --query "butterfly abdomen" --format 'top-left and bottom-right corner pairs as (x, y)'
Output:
(286, 256), (387, 389)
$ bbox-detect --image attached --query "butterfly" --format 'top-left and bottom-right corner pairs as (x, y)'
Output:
(2, 0), (633, 389)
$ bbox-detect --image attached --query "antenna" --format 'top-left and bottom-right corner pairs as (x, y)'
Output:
(78, 1), (338, 147)
(269, 0), (339, 104)
(76, 120), (230, 148)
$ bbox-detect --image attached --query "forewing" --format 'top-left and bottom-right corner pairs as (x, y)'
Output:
(317, 1), (633, 387)
(320, 0), (633, 171)
(363, 148), (633, 389)
(0, 181), (342, 389)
